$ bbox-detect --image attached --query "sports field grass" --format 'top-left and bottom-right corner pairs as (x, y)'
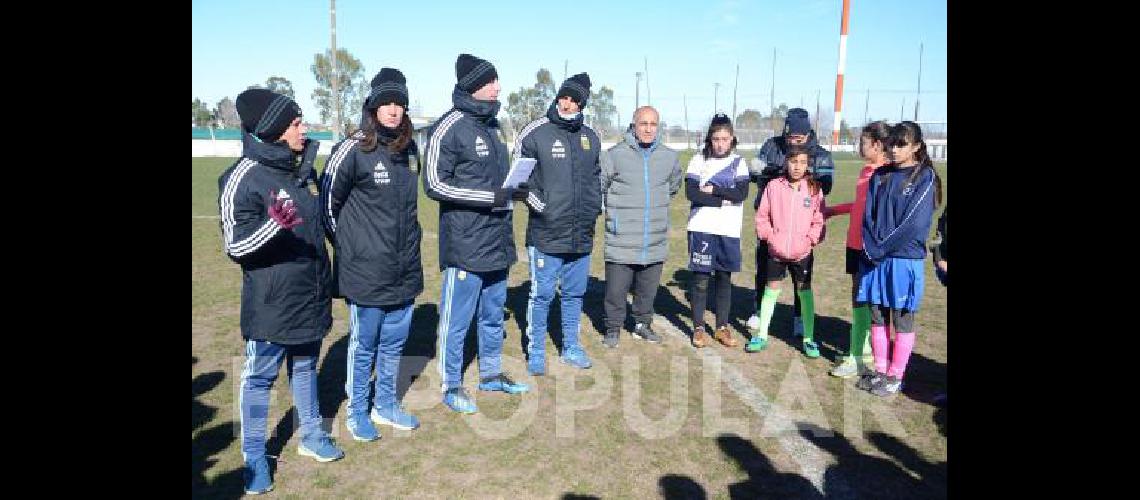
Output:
(193, 151), (947, 499)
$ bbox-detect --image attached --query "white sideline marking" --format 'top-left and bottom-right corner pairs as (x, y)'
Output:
(645, 301), (831, 494)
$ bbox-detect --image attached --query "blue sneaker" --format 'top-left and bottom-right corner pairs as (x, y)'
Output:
(443, 387), (478, 414)
(345, 413), (380, 442)
(477, 373), (530, 394)
(560, 346), (592, 369)
(745, 336), (768, 353)
(802, 340), (821, 359)
(527, 351), (546, 376)
(371, 404), (420, 430)
(243, 456), (273, 495)
(297, 432), (345, 462)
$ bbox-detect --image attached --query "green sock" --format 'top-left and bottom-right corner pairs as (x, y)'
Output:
(758, 288), (780, 339)
(797, 289), (816, 341)
(850, 304), (871, 358)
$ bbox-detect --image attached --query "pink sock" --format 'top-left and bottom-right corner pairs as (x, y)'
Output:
(870, 325), (889, 373)
(888, 332), (916, 379)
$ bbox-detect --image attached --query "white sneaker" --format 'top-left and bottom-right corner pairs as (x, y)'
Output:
(746, 314), (761, 332)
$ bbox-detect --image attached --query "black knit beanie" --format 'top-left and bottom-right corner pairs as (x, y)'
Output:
(455, 53), (498, 93)
(556, 73), (592, 109)
(236, 88), (302, 142)
(365, 67), (409, 109)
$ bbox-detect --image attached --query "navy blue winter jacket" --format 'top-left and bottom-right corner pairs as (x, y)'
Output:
(514, 102), (603, 255)
(422, 87), (517, 272)
(750, 132), (835, 209)
(217, 132), (333, 345)
(320, 131), (423, 306)
(862, 164), (938, 262)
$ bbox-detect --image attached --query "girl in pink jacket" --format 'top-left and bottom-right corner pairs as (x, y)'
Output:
(823, 121), (891, 377)
(749, 146), (825, 356)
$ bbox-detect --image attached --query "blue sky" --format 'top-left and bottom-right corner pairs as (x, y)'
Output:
(192, 0), (946, 131)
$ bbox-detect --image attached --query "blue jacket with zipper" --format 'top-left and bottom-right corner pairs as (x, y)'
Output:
(862, 164), (938, 263)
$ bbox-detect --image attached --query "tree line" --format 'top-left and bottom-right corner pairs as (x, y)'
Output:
(193, 48), (857, 144)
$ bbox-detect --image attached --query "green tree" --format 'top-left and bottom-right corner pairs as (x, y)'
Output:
(734, 108), (764, 144)
(192, 98), (214, 127)
(734, 109), (763, 129)
(215, 96), (240, 128)
(311, 48), (367, 136)
(584, 86), (617, 137)
(264, 76), (295, 99)
(531, 68), (556, 117)
(769, 103), (789, 131)
(505, 87), (538, 136)
(505, 68), (556, 136)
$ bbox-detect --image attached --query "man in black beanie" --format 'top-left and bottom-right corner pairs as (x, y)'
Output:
(219, 88), (342, 495)
(512, 72), (601, 374)
(746, 107), (835, 342)
(424, 53), (530, 415)
(236, 88), (304, 144)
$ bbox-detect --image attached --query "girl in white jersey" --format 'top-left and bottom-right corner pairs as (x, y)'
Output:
(685, 114), (750, 348)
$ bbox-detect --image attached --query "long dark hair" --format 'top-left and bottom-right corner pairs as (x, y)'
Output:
(784, 145), (819, 195)
(701, 113), (738, 158)
(358, 107), (413, 154)
(888, 121), (942, 208)
(859, 121), (891, 161)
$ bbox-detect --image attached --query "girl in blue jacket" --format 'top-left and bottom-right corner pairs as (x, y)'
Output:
(855, 121), (943, 397)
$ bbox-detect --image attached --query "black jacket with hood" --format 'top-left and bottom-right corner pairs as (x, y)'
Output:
(514, 102), (602, 255)
(422, 87), (517, 272)
(217, 132), (333, 345)
(321, 128), (423, 306)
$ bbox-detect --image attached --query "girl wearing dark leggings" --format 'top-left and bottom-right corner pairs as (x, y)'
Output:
(685, 114), (750, 348)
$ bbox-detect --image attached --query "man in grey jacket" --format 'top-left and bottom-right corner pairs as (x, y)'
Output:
(599, 106), (682, 348)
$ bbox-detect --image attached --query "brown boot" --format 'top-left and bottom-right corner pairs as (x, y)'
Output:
(692, 326), (711, 348)
(714, 325), (740, 347)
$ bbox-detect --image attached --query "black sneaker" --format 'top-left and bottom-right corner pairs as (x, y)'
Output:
(603, 328), (620, 348)
(632, 323), (662, 343)
(856, 369), (883, 392)
(870, 375), (902, 397)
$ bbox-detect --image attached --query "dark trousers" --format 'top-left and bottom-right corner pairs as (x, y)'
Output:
(755, 240), (801, 316)
(604, 261), (664, 331)
(692, 270), (732, 329)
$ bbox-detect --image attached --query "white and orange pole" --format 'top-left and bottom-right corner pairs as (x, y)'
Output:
(832, 0), (850, 145)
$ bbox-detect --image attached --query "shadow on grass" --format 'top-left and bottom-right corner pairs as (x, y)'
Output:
(655, 428), (946, 499)
(192, 355), (244, 500)
(716, 433), (823, 499)
(799, 426), (948, 499)
(506, 279), (582, 359)
(658, 474), (708, 499)
(398, 303), (441, 399)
